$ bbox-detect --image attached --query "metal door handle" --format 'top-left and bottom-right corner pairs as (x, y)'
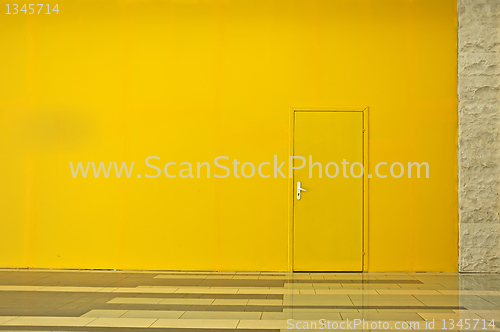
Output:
(296, 182), (306, 200)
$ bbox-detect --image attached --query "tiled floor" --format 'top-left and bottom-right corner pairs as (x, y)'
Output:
(0, 270), (498, 331)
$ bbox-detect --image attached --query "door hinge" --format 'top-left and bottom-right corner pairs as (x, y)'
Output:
(362, 252), (366, 256)
(363, 128), (365, 133)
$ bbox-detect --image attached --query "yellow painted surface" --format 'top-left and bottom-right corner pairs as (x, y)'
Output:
(293, 112), (363, 271)
(0, 0), (458, 271)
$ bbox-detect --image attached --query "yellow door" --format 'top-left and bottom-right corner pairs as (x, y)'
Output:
(293, 111), (364, 271)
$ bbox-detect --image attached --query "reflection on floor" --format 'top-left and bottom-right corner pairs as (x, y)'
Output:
(0, 270), (498, 331)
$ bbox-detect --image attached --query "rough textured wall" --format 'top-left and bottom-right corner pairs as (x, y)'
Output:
(459, 0), (500, 272)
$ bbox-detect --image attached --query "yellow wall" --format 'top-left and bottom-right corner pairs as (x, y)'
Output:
(0, 0), (458, 271)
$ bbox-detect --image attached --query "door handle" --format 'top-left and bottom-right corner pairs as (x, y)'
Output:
(296, 182), (306, 200)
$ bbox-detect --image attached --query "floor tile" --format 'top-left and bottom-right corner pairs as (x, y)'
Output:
(2, 316), (96, 327)
(467, 309), (500, 320)
(349, 294), (424, 306)
(121, 310), (184, 318)
(248, 299), (283, 306)
(284, 308), (358, 313)
(261, 311), (342, 320)
(108, 297), (163, 304)
(180, 311), (261, 319)
(152, 318), (239, 328)
(86, 317), (158, 327)
(440, 290), (500, 296)
(340, 312), (424, 321)
(314, 289), (378, 295)
(81, 309), (128, 317)
(159, 298), (214, 305)
(237, 319), (289, 329)
(0, 317), (16, 324)
(212, 299), (249, 305)
(376, 289), (441, 295)
(175, 287), (238, 294)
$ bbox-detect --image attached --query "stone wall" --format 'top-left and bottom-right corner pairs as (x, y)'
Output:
(458, 0), (500, 272)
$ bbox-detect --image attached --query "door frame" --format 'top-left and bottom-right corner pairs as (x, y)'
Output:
(288, 106), (369, 272)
